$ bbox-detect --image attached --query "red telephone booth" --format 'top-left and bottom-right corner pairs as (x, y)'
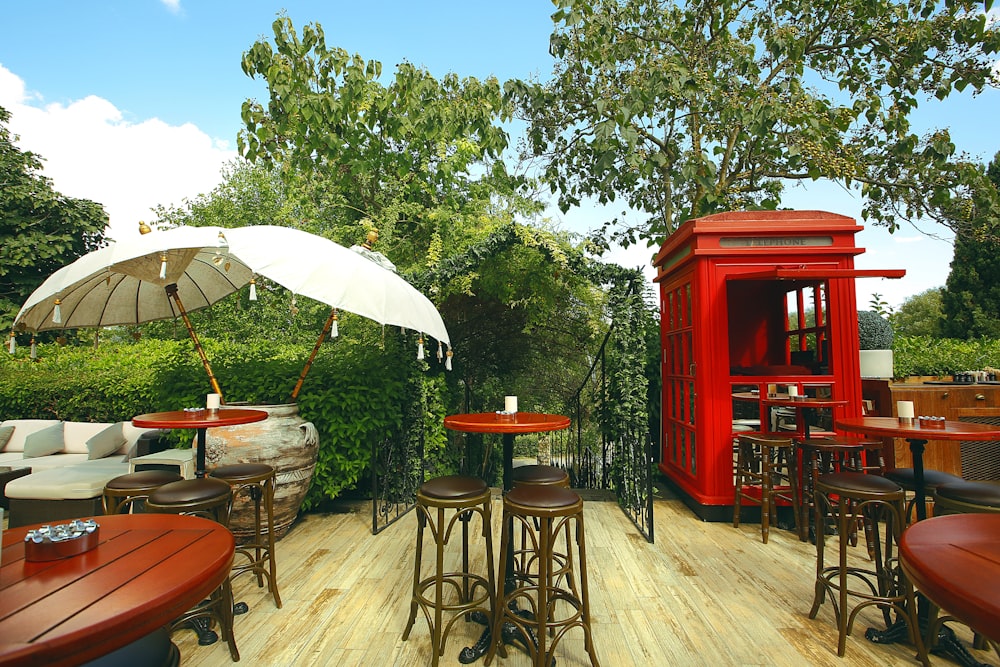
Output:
(652, 210), (903, 520)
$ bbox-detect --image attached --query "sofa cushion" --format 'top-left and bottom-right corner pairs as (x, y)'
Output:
(0, 425), (13, 449)
(11, 453), (89, 471)
(85, 422), (127, 460)
(0, 419), (61, 452)
(4, 458), (129, 500)
(23, 422), (65, 458)
(62, 422), (117, 455)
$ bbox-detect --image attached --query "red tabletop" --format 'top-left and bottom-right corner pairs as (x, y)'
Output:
(0, 513), (234, 667)
(444, 412), (570, 435)
(836, 416), (1000, 442)
(133, 407), (267, 430)
(900, 513), (1000, 644)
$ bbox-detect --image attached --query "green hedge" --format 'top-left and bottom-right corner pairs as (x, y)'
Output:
(893, 336), (1000, 377)
(0, 332), (449, 508)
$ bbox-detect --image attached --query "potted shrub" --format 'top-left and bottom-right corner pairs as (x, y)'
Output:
(858, 310), (894, 378)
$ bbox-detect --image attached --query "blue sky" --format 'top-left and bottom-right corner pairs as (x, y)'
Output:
(1, 0), (998, 309)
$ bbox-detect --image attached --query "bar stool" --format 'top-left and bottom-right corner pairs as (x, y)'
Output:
(733, 434), (798, 543)
(102, 470), (183, 514)
(808, 472), (929, 664)
(512, 465), (574, 594)
(146, 478), (239, 661)
(486, 485), (599, 667)
(402, 475), (495, 667)
(210, 463), (281, 609)
(796, 436), (883, 544)
(934, 480), (1000, 514)
(882, 467), (964, 523)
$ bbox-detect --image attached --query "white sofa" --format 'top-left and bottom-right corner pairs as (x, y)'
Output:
(0, 419), (166, 527)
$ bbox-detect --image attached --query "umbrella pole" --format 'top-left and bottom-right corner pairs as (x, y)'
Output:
(290, 307), (337, 402)
(165, 284), (225, 402)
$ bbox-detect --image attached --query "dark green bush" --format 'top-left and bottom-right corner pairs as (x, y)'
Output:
(857, 310), (894, 350)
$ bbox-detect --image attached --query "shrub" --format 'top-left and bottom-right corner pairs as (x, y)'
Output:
(857, 310), (894, 350)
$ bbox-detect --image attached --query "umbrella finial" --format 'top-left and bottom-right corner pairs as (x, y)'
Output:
(362, 228), (379, 250)
(138, 220), (151, 235)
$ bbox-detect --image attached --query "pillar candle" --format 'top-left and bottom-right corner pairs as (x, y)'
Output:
(896, 400), (915, 419)
(207, 393), (221, 412)
(786, 385), (798, 398)
(504, 395), (518, 413)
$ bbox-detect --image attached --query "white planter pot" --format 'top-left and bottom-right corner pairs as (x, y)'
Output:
(859, 349), (894, 379)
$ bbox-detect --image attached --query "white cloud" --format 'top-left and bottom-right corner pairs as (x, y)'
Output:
(0, 64), (234, 241)
(161, 0), (182, 15)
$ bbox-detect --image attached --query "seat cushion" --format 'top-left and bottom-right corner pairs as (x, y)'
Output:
(419, 475), (489, 500)
(936, 481), (1000, 509)
(884, 468), (964, 489)
(4, 459), (129, 500)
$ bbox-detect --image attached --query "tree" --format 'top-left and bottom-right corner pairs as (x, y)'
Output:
(941, 151), (1000, 338)
(0, 106), (108, 328)
(238, 16), (520, 271)
(893, 287), (944, 338)
(508, 0), (1000, 249)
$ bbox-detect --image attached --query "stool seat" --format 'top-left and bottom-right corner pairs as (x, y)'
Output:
(883, 468), (964, 488)
(821, 471), (901, 496)
(148, 478), (232, 506)
(507, 484), (579, 511)
(106, 469), (184, 490)
(935, 480), (1000, 510)
(512, 464), (570, 487)
(420, 474), (489, 500)
(103, 470), (184, 515)
(210, 462), (273, 483)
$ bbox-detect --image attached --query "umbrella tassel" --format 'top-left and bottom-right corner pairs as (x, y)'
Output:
(8, 332), (15, 355)
(437, 341), (443, 362)
(159, 252), (168, 280)
(53, 299), (62, 324)
(30, 337), (37, 359)
(417, 336), (424, 360)
(249, 278), (257, 301)
(331, 310), (338, 338)
(446, 347), (453, 371)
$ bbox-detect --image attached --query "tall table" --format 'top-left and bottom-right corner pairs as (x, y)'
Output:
(442, 411), (571, 663)
(0, 513), (234, 667)
(733, 392), (847, 438)
(133, 407), (267, 478)
(835, 416), (1000, 667)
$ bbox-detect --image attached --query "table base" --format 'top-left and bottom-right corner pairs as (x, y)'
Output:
(459, 607), (544, 664)
(866, 602), (992, 667)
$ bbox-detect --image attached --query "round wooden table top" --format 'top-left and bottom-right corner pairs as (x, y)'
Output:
(900, 513), (1000, 644)
(0, 513), (234, 667)
(443, 412), (571, 435)
(133, 407), (267, 430)
(836, 416), (1000, 441)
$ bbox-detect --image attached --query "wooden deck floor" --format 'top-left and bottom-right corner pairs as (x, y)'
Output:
(174, 486), (989, 666)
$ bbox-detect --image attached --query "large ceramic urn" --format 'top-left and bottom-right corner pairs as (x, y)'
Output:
(204, 403), (319, 540)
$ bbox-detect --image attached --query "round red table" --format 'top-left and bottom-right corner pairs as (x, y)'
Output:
(0, 513), (234, 666)
(900, 513), (1000, 645)
(133, 407), (267, 478)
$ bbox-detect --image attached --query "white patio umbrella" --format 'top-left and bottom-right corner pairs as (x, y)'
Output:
(224, 225), (451, 399)
(14, 224), (451, 401)
(13, 225), (252, 398)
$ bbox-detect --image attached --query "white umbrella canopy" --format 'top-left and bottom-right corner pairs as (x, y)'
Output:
(14, 226), (250, 333)
(224, 225), (450, 345)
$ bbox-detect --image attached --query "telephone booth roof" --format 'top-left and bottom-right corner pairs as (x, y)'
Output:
(652, 210), (903, 281)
